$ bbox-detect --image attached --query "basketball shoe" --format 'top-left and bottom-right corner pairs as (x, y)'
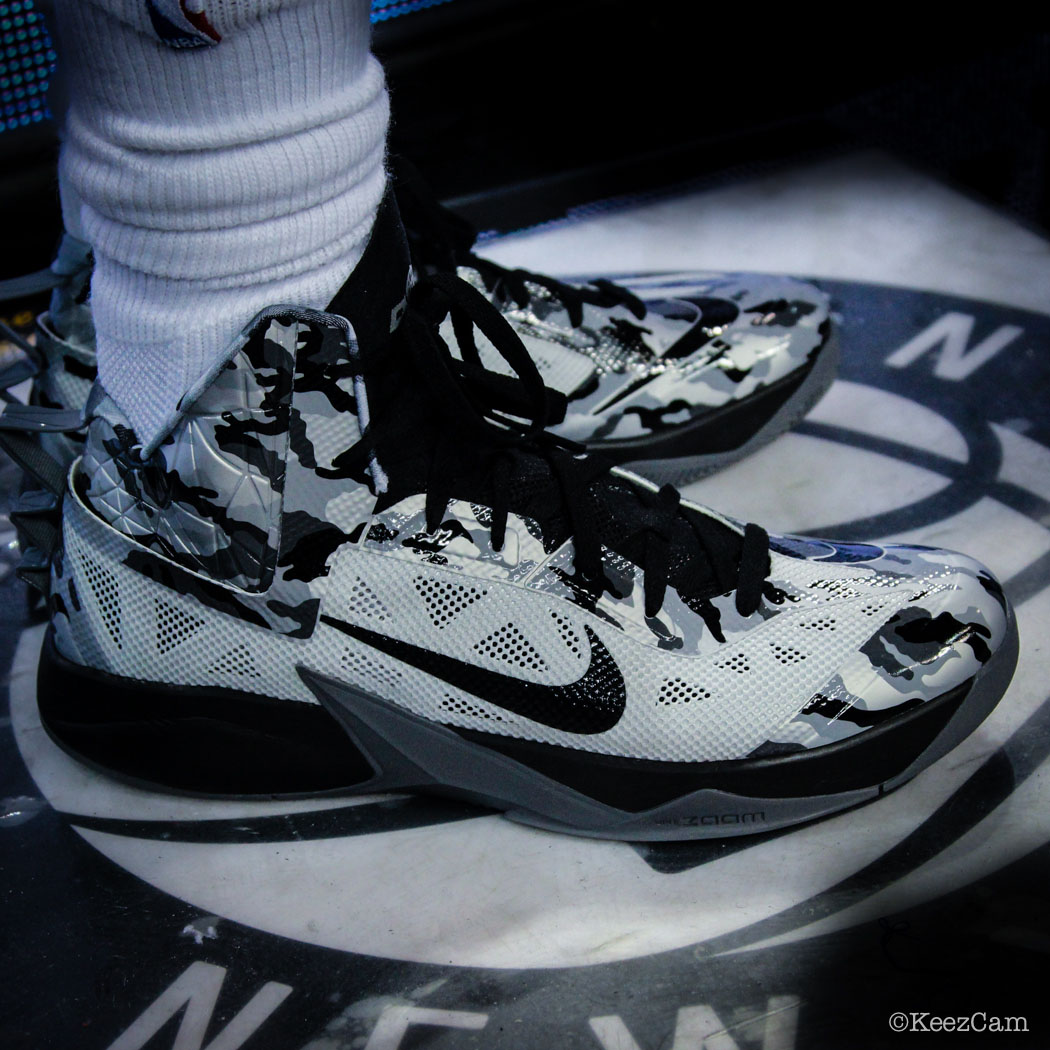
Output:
(397, 166), (837, 484)
(29, 190), (1017, 840)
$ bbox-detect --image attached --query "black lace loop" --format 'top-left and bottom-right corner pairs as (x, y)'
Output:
(425, 435), (453, 534)
(638, 484), (679, 619)
(422, 271), (556, 436)
(735, 523), (771, 617)
(392, 155), (647, 331)
(548, 447), (608, 591)
(468, 258), (647, 330)
(489, 451), (513, 553)
(359, 202), (771, 620)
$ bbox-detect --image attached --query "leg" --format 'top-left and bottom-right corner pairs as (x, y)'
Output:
(52, 0), (387, 443)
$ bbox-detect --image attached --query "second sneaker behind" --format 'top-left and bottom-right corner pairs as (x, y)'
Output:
(398, 170), (837, 484)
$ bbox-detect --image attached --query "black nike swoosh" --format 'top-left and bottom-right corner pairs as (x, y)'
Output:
(319, 616), (626, 734)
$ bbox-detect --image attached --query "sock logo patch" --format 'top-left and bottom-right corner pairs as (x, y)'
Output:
(145, 0), (221, 48)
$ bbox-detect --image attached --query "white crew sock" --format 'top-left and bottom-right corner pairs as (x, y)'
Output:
(53, 0), (388, 444)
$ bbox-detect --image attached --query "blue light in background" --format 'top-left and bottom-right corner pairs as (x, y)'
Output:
(0, 0), (56, 134)
(370, 0), (456, 21)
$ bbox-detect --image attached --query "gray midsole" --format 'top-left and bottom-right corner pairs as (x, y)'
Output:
(297, 610), (1017, 842)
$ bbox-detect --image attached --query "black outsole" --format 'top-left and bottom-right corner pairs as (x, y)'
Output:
(36, 630), (374, 798)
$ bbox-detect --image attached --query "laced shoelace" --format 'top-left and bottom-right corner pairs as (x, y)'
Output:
(352, 267), (771, 621)
(467, 256), (647, 330)
(393, 158), (649, 332)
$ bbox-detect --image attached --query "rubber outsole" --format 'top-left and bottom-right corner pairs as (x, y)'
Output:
(37, 609), (1018, 839)
(36, 629), (373, 799)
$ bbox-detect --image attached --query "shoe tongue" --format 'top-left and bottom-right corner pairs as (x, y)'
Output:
(325, 183), (414, 360)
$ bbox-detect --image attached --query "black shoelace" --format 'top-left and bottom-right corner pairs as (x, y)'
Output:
(354, 266), (771, 622)
(467, 256), (647, 330)
(393, 158), (649, 332)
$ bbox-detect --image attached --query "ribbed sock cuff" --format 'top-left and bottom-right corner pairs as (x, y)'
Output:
(53, 0), (387, 444)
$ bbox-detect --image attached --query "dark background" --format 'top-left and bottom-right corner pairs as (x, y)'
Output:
(1, 2), (1048, 276)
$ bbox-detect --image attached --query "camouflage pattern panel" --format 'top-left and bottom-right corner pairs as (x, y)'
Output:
(760, 539), (1010, 752)
(527, 541), (775, 654)
(524, 523), (1004, 693)
(524, 542), (629, 632)
(553, 274), (829, 443)
(81, 316), (297, 592)
(274, 320), (374, 597)
(453, 267), (829, 442)
(52, 486), (325, 670)
(459, 267), (679, 370)
(361, 495), (549, 584)
(74, 312), (378, 640)
(454, 267), (666, 400)
(499, 291), (661, 378)
(438, 312), (597, 403)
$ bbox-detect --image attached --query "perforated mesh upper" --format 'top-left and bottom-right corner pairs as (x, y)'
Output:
(349, 575), (390, 622)
(658, 678), (712, 705)
(212, 644), (261, 679)
(550, 610), (582, 654)
(80, 553), (122, 650)
(54, 481), (996, 764)
(799, 615), (838, 632)
(413, 576), (488, 628)
(769, 643), (807, 666)
(473, 622), (548, 671)
(807, 578), (865, 602)
(716, 652), (751, 675)
(440, 694), (506, 723)
(155, 599), (205, 654)
(341, 648), (404, 692)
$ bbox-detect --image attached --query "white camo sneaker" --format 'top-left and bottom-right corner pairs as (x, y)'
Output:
(28, 189), (1016, 840)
